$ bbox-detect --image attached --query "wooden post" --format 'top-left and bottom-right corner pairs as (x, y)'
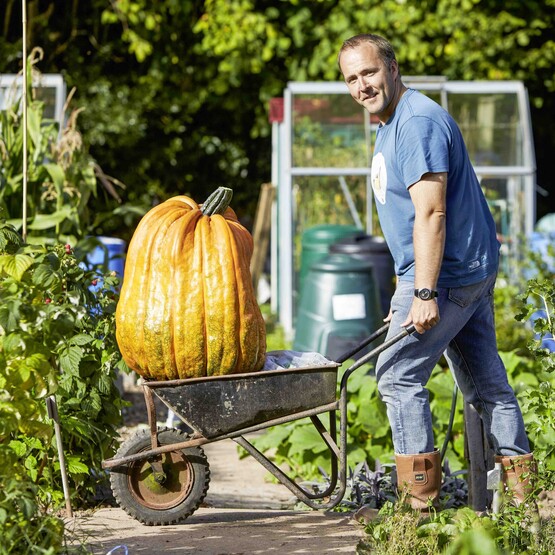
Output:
(464, 402), (493, 511)
(250, 183), (276, 292)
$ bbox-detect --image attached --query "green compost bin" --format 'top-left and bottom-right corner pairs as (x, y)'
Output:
(293, 252), (382, 362)
(330, 234), (395, 318)
(298, 224), (360, 293)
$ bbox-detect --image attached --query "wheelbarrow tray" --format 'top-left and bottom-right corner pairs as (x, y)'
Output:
(144, 363), (341, 439)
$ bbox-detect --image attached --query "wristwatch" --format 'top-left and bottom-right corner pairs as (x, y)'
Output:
(414, 288), (438, 301)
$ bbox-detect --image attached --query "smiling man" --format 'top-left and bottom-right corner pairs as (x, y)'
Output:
(338, 34), (533, 511)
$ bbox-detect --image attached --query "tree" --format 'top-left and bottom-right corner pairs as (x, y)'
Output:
(1, 0), (554, 241)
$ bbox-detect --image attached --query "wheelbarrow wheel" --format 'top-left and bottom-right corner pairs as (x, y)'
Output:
(110, 427), (210, 525)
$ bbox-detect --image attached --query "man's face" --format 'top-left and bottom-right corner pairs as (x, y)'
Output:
(339, 42), (399, 124)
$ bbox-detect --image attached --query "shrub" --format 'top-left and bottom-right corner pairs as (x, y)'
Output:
(0, 220), (128, 553)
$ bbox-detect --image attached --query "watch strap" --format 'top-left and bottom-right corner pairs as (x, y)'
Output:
(414, 288), (439, 300)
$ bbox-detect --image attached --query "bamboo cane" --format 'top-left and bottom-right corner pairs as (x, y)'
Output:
(21, 0), (27, 241)
(21, 0), (73, 518)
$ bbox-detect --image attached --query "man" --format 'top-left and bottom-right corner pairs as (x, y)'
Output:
(338, 34), (533, 510)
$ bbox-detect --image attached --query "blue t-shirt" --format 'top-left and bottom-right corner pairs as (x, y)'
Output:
(370, 88), (499, 287)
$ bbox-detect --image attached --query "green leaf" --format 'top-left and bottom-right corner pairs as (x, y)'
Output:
(42, 163), (66, 196)
(27, 207), (73, 230)
(8, 440), (27, 457)
(59, 345), (83, 373)
(96, 372), (114, 395)
(3, 333), (26, 358)
(26, 102), (43, 148)
(288, 426), (327, 456)
(0, 253), (34, 280)
(69, 334), (93, 346)
(24, 455), (39, 481)
(358, 403), (389, 437)
(250, 424), (293, 452)
(0, 302), (21, 333)
(66, 456), (89, 475)
(0, 223), (23, 253)
(32, 263), (60, 289)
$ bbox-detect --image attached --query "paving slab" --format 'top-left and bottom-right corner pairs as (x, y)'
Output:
(71, 435), (364, 554)
(71, 507), (364, 554)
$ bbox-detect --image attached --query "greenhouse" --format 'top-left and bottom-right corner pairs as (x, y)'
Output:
(271, 79), (537, 336)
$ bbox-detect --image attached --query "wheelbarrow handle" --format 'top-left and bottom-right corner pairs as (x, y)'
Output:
(334, 323), (391, 364)
(339, 324), (416, 385)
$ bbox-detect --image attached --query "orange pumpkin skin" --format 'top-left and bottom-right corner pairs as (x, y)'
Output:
(115, 192), (266, 380)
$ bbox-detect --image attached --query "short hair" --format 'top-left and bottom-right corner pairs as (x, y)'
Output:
(338, 34), (398, 74)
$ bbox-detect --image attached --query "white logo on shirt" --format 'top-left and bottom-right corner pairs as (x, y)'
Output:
(371, 152), (387, 205)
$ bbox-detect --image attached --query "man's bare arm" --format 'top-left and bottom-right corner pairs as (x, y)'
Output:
(401, 172), (447, 334)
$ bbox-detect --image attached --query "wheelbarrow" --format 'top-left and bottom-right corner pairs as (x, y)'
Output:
(102, 323), (414, 525)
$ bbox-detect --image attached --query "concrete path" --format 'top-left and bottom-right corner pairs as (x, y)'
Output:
(71, 437), (365, 554)
(73, 507), (363, 554)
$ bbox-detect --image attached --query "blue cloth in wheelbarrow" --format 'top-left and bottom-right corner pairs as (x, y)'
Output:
(263, 350), (332, 370)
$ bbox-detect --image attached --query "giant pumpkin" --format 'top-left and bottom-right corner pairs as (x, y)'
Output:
(116, 187), (267, 380)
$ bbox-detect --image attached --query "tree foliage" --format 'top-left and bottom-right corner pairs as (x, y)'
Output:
(1, 0), (554, 240)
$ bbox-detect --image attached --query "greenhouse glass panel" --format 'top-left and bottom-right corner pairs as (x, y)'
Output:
(448, 93), (522, 167)
(293, 175), (366, 235)
(0, 74), (66, 123)
(292, 94), (369, 168)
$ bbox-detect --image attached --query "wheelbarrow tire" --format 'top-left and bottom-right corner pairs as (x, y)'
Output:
(110, 427), (210, 525)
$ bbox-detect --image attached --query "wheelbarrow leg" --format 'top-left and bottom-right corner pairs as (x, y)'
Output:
(233, 407), (347, 510)
(143, 385), (165, 479)
(308, 412), (339, 498)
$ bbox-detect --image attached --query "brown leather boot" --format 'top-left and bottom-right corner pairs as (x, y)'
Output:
(495, 452), (536, 506)
(395, 449), (442, 510)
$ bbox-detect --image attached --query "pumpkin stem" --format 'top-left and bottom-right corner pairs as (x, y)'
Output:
(201, 187), (234, 216)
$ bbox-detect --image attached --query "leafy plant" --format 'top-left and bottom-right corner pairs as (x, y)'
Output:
(515, 277), (555, 473)
(0, 220), (128, 511)
(357, 503), (555, 555)
(0, 475), (65, 555)
(342, 460), (397, 512)
(250, 356), (470, 484)
(0, 49), (126, 245)
(250, 361), (391, 481)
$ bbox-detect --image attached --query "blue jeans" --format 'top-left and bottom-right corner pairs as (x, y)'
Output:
(376, 272), (530, 456)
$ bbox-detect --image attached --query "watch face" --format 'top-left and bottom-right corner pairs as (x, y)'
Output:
(418, 288), (432, 300)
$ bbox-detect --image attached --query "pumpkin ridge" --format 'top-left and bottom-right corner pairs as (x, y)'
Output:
(201, 215), (227, 376)
(211, 214), (240, 375)
(225, 222), (247, 373)
(173, 209), (205, 379)
(160, 214), (194, 380)
(131, 204), (190, 377)
(228, 220), (265, 373)
(148, 207), (194, 377)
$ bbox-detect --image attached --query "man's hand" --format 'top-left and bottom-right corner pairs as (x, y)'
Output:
(401, 299), (440, 334)
(384, 307), (393, 323)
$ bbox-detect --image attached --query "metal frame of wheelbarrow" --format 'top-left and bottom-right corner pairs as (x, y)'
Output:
(103, 323), (414, 510)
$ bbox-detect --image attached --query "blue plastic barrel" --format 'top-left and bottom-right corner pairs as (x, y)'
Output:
(87, 236), (126, 279)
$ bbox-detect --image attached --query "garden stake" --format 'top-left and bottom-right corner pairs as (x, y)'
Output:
(21, 0), (28, 241)
(46, 396), (73, 517)
(21, 0), (73, 518)
(486, 461), (503, 514)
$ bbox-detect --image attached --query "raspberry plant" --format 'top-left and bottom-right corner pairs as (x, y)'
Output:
(0, 219), (128, 521)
